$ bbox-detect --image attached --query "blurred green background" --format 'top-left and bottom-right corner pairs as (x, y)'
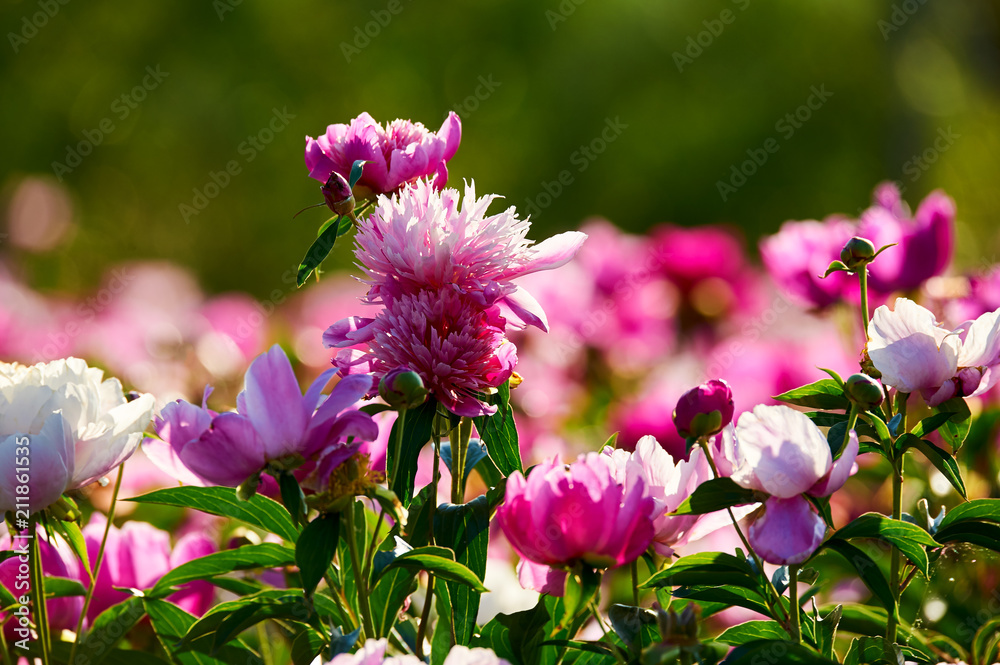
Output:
(3, 0), (999, 299)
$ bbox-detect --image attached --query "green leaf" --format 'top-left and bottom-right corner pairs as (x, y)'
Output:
(607, 604), (657, 650)
(816, 605), (842, 660)
(908, 411), (955, 439)
(50, 518), (92, 580)
(896, 434), (967, 498)
(493, 598), (550, 665)
(434, 496), (491, 645)
(817, 367), (845, 388)
(295, 512), (340, 597)
(774, 379), (849, 411)
(862, 412), (893, 450)
(831, 605), (933, 660)
(562, 567), (602, 625)
(824, 260), (850, 277)
(935, 397), (972, 451)
(440, 440), (489, 487)
(934, 521), (1000, 553)
(43, 575), (86, 598)
(722, 639), (840, 664)
(938, 498), (1000, 530)
(296, 215), (351, 286)
(149, 543), (295, 597)
(127, 486), (299, 542)
(74, 597), (147, 664)
(387, 398), (436, 507)
(472, 616), (517, 664)
(46, 641), (172, 665)
(381, 546), (487, 592)
(669, 477), (758, 515)
(0, 577), (18, 612)
(641, 552), (760, 591)
(290, 626), (328, 665)
(819, 539), (895, 614)
(842, 636), (903, 665)
(473, 380), (522, 477)
(972, 616), (1000, 665)
(348, 159), (368, 188)
(806, 411), (848, 428)
(832, 513), (938, 577)
(369, 566), (418, 637)
(145, 598), (261, 665)
(716, 620), (790, 645)
(278, 470), (308, 526)
(359, 403), (393, 417)
(670, 585), (771, 618)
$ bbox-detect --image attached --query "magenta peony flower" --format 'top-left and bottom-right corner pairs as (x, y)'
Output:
(325, 285), (516, 418)
(1, 529), (81, 640)
(81, 514), (215, 622)
(673, 378), (734, 440)
(144, 345), (379, 487)
(496, 452), (657, 569)
(857, 183), (954, 293)
(729, 405), (859, 564)
(352, 180), (587, 332)
(304, 112), (462, 196)
(867, 298), (1000, 406)
(759, 216), (855, 310)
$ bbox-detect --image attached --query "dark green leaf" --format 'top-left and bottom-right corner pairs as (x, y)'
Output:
(908, 412), (955, 439)
(297, 215), (350, 286)
(827, 421), (849, 456)
(46, 642), (171, 665)
(494, 598), (550, 665)
(369, 566), (418, 637)
(290, 626), (328, 665)
(833, 513), (938, 577)
(360, 403), (393, 417)
(716, 620), (790, 646)
(896, 434), (967, 498)
(474, 380), (522, 477)
(435, 496), (490, 645)
(671, 586), (771, 618)
(50, 518), (91, 580)
(348, 159), (368, 188)
(149, 543), (295, 597)
(805, 412), (848, 428)
(973, 616), (1000, 665)
(562, 567), (601, 625)
(842, 636), (903, 665)
(774, 379), (849, 411)
(938, 498), (1000, 530)
(935, 397), (972, 451)
(382, 547), (487, 591)
(642, 552), (760, 591)
(145, 598), (262, 665)
(669, 477), (758, 515)
(934, 521), (1000, 553)
(816, 605), (842, 660)
(440, 440), (489, 487)
(831, 605), (933, 659)
(43, 575), (86, 598)
(607, 604), (657, 650)
(818, 540), (895, 614)
(862, 412), (893, 450)
(75, 597), (147, 664)
(387, 398), (436, 507)
(278, 471), (308, 526)
(127, 486), (299, 542)
(722, 639), (840, 664)
(295, 512), (340, 597)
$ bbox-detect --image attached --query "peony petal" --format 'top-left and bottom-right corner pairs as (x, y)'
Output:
(500, 286), (549, 332)
(438, 112), (462, 161)
(749, 496), (827, 565)
(241, 345), (309, 460)
(732, 405), (830, 498)
(504, 231), (588, 279)
(867, 298), (959, 394)
(808, 429), (859, 497)
(0, 415), (74, 513)
(516, 559), (566, 596)
(179, 413), (267, 487)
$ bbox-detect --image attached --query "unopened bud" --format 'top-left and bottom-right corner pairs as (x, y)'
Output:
(673, 379), (734, 439)
(840, 237), (877, 272)
(844, 373), (883, 409)
(322, 171), (355, 217)
(379, 368), (428, 410)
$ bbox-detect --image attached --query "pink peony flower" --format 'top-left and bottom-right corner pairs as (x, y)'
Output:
(325, 285), (516, 418)
(352, 180), (587, 332)
(81, 513), (215, 622)
(759, 216), (855, 310)
(304, 112), (462, 196)
(867, 298), (1000, 405)
(673, 379), (735, 440)
(496, 452), (657, 569)
(729, 405), (859, 564)
(144, 345), (379, 487)
(0, 529), (81, 640)
(857, 183), (954, 294)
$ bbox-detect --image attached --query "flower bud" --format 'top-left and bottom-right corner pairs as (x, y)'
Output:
(322, 171), (355, 217)
(844, 373), (883, 409)
(840, 236), (876, 272)
(379, 368), (428, 410)
(673, 379), (734, 440)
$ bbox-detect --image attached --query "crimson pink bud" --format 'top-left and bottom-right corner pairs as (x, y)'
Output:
(672, 379), (734, 440)
(322, 171), (355, 217)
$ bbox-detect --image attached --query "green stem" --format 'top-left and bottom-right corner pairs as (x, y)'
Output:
(362, 508), (387, 584)
(887, 456), (903, 644)
(844, 404), (860, 455)
(390, 408), (407, 491)
(859, 268), (871, 342)
(788, 565), (801, 645)
(415, 573), (436, 659)
(324, 572), (359, 627)
(697, 439), (789, 626)
(70, 465), (124, 664)
(28, 517), (51, 665)
(450, 417), (473, 504)
(416, 414), (446, 657)
(344, 503), (376, 640)
(631, 561), (639, 607)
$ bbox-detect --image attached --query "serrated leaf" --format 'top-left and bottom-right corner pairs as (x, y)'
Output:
(149, 543), (295, 597)
(774, 379), (849, 411)
(295, 512), (340, 597)
(127, 486), (299, 542)
(832, 513), (938, 577)
(669, 477), (758, 515)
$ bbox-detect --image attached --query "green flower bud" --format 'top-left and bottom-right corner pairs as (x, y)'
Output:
(840, 236), (877, 272)
(844, 373), (883, 409)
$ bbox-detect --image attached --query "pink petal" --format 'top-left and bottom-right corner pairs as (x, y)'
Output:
(501, 286), (549, 332)
(749, 496), (827, 565)
(516, 559), (566, 596)
(438, 112), (462, 161)
(503, 232), (588, 279)
(242, 345), (309, 458)
(324, 317), (377, 348)
(808, 430), (859, 497)
(179, 413), (267, 487)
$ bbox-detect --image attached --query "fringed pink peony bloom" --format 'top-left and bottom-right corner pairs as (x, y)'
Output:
(496, 452), (657, 570)
(304, 112), (462, 196)
(352, 180), (587, 332)
(867, 298), (1000, 406)
(325, 285), (516, 418)
(144, 345), (378, 487)
(729, 405), (859, 564)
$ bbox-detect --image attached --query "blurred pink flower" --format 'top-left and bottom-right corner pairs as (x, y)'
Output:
(304, 112), (462, 196)
(858, 183), (954, 294)
(867, 298), (1000, 405)
(352, 180), (586, 332)
(81, 514), (215, 622)
(759, 216), (855, 310)
(326, 286), (516, 417)
(497, 452), (656, 569)
(145, 345), (378, 487)
(0, 529), (81, 639)
(729, 405), (859, 564)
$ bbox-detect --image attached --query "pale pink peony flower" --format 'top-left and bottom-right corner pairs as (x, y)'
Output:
(304, 112), (462, 196)
(352, 180), (587, 332)
(867, 298), (1000, 405)
(496, 452), (657, 569)
(325, 285), (516, 418)
(729, 405), (859, 564)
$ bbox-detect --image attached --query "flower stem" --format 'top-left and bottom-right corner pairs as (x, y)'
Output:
(450, 417), (472, 504)
(28, 516), (51, 665)
(631, 561), (639, 607)
(416, 413), (446, 658)
(886, 392), (907, 644)
(363, 508), (387, 583)
(415, 573), (436, 659)
(390, 408), (407, 492)
(788, 565), (801, 644)
(344, 502), (376, 640)
(843, 404), (860, 456)
(858, 267), (871, 342)
(70, 466), (124, 665)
